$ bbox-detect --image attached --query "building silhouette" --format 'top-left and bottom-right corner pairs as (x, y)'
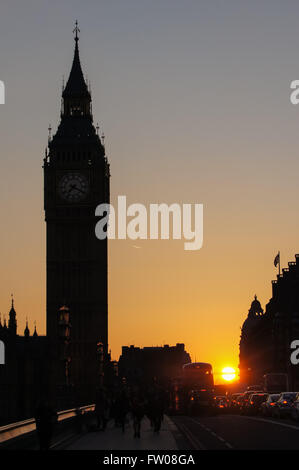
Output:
(44, 26), (110, 404)
(119, 343), (191, 387)
(0, 26), (110, 422)
(0, 299), (49, 423)
(239, 254), (299, 390)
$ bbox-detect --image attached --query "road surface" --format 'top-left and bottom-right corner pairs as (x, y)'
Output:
(172, 414), (299, 450)
(61, 413), (299, 450)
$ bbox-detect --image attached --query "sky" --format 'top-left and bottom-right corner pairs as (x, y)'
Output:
(1, 1), (299, 383)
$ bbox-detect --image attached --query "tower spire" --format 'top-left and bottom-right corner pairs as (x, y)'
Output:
(24, 317), (30, 338)
(9, 294), (17, 335)
(33, 320), (38, 337)
(61, 21), (91, 117)
(63, 21), (88, 97)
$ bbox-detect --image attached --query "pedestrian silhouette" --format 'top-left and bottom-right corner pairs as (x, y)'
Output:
(147, 380), (166, 433)
(95, 388), (110, 431)
(130, 386), (145, 438)
(34, 399), (57, 450)
(114, 388), (130, 433)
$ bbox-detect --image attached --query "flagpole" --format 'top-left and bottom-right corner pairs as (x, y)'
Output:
(279, 251), (281, 276)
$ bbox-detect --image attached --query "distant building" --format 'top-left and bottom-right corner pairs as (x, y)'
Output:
(239, 295), (272, 385)
(239, 254), (299, 390)
(118, 343), (191, 386)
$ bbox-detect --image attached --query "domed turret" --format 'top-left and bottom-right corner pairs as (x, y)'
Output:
(249, 295), (264, 318)
(241, 295), (264, 335)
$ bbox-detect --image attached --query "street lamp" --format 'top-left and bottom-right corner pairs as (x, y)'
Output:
(96, 341), (104, 388)
(58, 305), (72, 387)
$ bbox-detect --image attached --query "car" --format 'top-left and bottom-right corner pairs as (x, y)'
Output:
(240, 390), (264, 414)
(187, 389), (214, 415)
(261, 393), (280, 416)
(291, 393), (299, 421)
(236, 393), (245, 411)
(272, 392), (297, 419)
(246, 393), (268, 415)
(214, 395), (228, 411)
(229, 393), (242, 412)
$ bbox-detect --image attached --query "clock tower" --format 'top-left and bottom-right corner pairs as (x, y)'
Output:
(44, 25), (110, 401)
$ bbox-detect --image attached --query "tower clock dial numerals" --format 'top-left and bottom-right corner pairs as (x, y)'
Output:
(58, 173), (89, 202)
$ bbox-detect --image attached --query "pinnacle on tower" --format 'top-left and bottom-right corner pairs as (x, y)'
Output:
(24, 318), (30, 338)
(8, 294), (17, 335)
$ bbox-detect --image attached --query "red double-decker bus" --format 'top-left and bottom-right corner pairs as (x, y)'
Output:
(170, 363), (214, 414)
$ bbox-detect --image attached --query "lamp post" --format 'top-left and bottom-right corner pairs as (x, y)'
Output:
(96, 341), (104, 388)
(58, 306), (72, 406)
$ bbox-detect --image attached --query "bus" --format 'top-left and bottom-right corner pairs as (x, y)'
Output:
(182, 362), (214, 390)
(170, 363), (214, 414)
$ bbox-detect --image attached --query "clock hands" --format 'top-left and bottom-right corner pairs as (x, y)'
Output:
(67, 183), (86, 198)
(73, 185), (86, 195)
(60, 174), (89, 202)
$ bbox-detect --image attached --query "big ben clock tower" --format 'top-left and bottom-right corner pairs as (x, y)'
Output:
(44, 24), (110, 401)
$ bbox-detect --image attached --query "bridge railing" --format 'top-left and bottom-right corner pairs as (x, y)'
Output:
(0, 404), (95, 446)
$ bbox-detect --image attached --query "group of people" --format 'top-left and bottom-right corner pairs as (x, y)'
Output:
(95, 381), (167, 438)
(34, 380), (168, 449)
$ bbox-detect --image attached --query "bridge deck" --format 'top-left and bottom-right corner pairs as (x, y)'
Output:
(64, 415), (178, 450)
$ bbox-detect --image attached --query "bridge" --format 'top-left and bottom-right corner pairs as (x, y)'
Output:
(3, 410), (299, 450)
(0, 405), (95, 450)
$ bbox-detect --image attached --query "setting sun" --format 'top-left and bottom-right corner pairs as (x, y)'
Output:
(222, 367), (236, 382)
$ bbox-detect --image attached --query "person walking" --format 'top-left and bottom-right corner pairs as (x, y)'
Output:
(115, 388), (130, 433)
(130, 386), (145, 438)
(35, 399), (57, 450)
(147, 381), (166, 433)
(95, 388), (109, 431)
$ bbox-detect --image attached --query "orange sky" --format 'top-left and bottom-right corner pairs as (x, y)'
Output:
(1, 2), (299, 384)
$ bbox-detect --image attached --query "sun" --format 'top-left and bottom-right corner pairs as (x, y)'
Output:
(222, 366), (236, 382)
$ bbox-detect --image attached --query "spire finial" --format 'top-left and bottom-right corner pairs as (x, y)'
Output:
(73, 20), (80, 43)
(11, 293), (14, 308)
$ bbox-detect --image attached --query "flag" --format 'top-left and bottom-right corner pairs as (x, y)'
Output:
(274, 252), (280, 267)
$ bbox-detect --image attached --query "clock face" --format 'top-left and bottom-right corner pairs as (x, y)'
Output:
(58, 173), (89, 203)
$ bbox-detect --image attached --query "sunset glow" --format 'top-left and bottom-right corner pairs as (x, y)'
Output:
(221, 367), (236, 382)
(1, 2), (299, 384)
